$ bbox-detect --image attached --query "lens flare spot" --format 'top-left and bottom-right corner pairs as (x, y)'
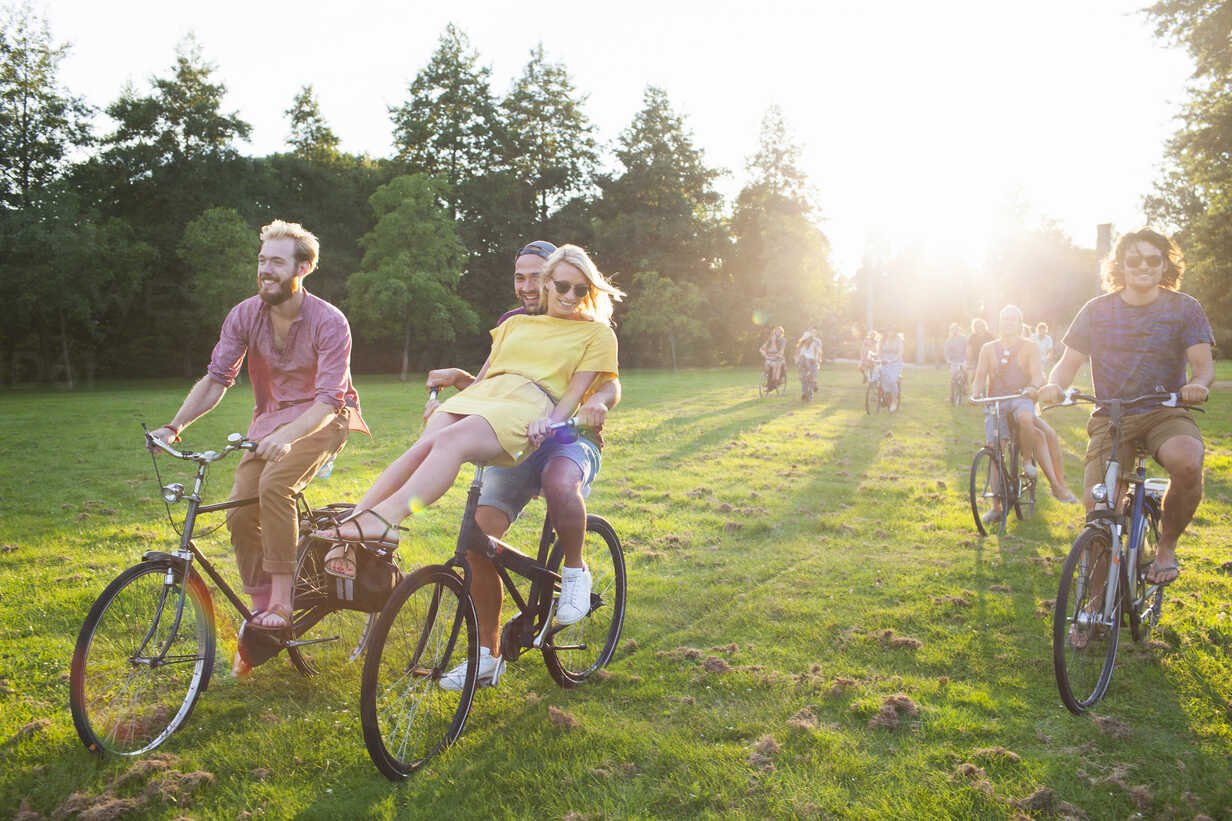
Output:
(408, 496), (425, 514)
(752, 310), (767, 326)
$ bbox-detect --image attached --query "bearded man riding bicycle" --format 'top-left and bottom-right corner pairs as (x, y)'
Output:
(1040, 228), (1214, 587)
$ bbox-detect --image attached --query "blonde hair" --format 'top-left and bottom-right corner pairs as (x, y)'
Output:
(539, 244), (624, 326)
(260, 219), (320, 274)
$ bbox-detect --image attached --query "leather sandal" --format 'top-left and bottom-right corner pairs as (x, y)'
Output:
(247, 602), (293, 632)
(313, 509), (407, 578)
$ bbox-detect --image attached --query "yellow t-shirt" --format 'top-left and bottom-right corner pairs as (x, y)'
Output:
(486, 314), (619, 400)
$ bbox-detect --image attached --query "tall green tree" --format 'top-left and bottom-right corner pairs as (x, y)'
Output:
(726, 106), (839, 362)
(389, 24), (503, 214)
(502, 44), (597, 226)
(345, 174), (477, 380)
(0, 1), (92, 209)
(285, 84), (340, 163)
(178, 206), (256, 333)
(590, 86), (726, 315)
(1144, 0), (1232, 347)
(620, 271), (708, 369)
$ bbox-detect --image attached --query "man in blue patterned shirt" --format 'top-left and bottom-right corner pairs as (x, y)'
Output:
(1040, 228), (1214, 586)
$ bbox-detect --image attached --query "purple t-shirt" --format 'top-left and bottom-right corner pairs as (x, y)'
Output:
(207, 291), (368, 440)
(496, 306), (528, 326)
(1062, 289), (1213, 415)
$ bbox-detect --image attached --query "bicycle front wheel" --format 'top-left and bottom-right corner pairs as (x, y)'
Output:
(543, 516), (627, 688)
(1053, 527), (1120, 713)
(70, 561), (215, 756)
(865, 382), (876, 414)
(759, 369), (769, 398)
(360, 567), (478, 781)
(969, 447), (1005, 535)
(288, 535), (378, 675)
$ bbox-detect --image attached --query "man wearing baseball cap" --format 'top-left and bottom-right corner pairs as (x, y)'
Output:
(423, 241), (622, 690)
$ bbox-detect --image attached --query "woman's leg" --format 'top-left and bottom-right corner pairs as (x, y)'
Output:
(351, 411), (460, 513)
(331, 415), (507, 539)
(1032, 415), (1078, 502)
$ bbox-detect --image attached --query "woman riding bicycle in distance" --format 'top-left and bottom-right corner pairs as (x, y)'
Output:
(313, 245), (622, 630)
(877, 329), (905, 411)
(760, 326), (787, 390)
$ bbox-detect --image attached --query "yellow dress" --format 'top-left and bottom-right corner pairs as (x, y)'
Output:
(437, 314), (619, 465)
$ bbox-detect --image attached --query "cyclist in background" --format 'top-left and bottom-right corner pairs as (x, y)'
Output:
(859, 331), (877, 383)
(760, 326), (787, 391)
(795, 325), (823, 399)
(944, 323), (968, 393)
(1035, 322), (1055, 369)
(1040, 228), (1214, 586)
(878, 330), (904, 412)
(972, 304), (1079, 504)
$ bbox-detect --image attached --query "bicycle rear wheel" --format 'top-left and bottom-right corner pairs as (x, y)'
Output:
(70, 561), (215, 756)
(759, 369), (769, 398)
(969, 447), (1005, 535)
(865, 382), (876, 414)
(287, 534), (379, 675)
(360, 566), (478, 780)
(1009, 442), (1036, 521)
(1053, 527), (1120, 713)
(543, 516), (627, 688)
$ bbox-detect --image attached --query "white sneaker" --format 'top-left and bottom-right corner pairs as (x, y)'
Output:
(439, 646), (505, 691)
(982, 509), (1002, 525)
(556, 564), (592, 625)
(1023, 461), (1038, 479)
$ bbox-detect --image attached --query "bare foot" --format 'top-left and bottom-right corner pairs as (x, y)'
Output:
(1052, 487), (1081, 504)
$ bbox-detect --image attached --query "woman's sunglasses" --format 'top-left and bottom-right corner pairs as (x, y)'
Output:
(551, 280), (591, 298)
(1124, 254), (1163, 270)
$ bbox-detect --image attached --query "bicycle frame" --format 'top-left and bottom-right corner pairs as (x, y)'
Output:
(433, 466), (567, 674)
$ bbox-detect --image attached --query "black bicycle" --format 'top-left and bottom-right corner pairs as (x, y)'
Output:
(1047, 390), (1199, 714)
(799, 357), (819, 401)
(359, 421), (626, 780)
(968, 392), (1037, 535)
(69, 431), (380, 756)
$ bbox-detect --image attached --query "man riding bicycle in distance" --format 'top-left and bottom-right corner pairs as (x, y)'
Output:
(944, 322), (968, 392)
(1039, 228), (1214, 587)
(423, 240), (622, 690)
(795, 325), (822, 399)
(148, 220), (369, 675)
(972, 304), (1080, 511)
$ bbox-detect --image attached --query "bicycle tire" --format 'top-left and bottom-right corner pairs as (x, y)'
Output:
(759, 369), (769, 399)
(969, 447), (1005, 535)
(1053, 527), (1120, 713)
(360, 566), (478, 780)
(890, 378), (902, 413)
(865, 382), (876, 415)
(287, 534), (379, 675)
(70, 561), (215, 756)
(1128, 499), (1164, 642)
(542, 516), (627, 688)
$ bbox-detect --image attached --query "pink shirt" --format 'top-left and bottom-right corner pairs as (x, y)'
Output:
(207, 291), (368, 441)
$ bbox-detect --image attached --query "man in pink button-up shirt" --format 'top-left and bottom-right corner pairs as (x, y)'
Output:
(150, 220), (367, 660)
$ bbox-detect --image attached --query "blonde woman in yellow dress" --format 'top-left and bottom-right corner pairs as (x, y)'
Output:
(313, 245), (622, 621)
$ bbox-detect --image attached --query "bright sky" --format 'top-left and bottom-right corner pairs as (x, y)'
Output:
(42, 0), (1195, 274)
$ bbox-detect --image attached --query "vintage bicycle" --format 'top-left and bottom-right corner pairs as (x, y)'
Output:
(69, 430), (381, 756)
(358, 419), (626, 780)
(864, 358), (901, 414)
(1046, 390), (1200, 714)
(968, 392), (1038, 535)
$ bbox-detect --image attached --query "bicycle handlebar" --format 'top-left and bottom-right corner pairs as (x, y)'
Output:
(145, 430), (256, 463)
(1042, 388), (1203, 413)
(969, 390), (1033, 405)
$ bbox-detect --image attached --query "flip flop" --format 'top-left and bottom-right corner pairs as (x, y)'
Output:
(1145, 561), (1180, 586)
(247, 602), (293, 632)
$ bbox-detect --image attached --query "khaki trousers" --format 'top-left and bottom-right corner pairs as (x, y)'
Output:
(225, 411), (349, 592)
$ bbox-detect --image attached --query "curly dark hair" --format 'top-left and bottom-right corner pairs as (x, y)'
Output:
(1100, 228), (1184, 293)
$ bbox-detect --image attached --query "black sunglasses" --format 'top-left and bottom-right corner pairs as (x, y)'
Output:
(551, 279), (590, 298)
(1124, 254), (1163, 270)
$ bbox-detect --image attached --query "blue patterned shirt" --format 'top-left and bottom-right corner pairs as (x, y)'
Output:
(1062, 289), (1212, 415)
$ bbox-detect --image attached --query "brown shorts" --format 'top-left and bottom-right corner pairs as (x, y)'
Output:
(1083, 406), (1202, 490)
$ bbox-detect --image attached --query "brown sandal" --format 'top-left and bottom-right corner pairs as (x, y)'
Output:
(248, 602), (293, 632)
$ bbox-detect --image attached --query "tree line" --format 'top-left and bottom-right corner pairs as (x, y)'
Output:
(2, 3), (1222, 389)
(0, 7), (843, 387)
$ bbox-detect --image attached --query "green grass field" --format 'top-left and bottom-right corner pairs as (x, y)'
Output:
(1, 365), (1230, 820)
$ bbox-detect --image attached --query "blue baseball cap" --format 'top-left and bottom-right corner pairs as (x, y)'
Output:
(515, 240), (557, 262)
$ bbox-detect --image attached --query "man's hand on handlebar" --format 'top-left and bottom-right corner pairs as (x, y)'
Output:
(147, 425), (179, 453)
(1037, 383), (1065, 405)
(1180, 382), (1211, 405)
(576, 396), (608, 429)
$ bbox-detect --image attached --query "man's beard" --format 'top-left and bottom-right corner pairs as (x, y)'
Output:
(259, 279), (295, 305)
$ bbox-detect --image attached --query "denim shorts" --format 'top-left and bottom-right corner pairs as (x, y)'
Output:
(477, 434), (602, 523)
(984, 397), (1035, 443)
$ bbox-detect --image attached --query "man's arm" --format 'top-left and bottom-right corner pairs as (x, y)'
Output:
(149, 376), (228, 447)
(1181, 342), (1214, 404)
(253, 401), (340, 462)
(1038, 347), (1089, 404)
(971, 343), (993, 398)
(576, 377), (621, 428)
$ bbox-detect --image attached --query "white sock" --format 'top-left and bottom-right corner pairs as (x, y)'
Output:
(561, 564), (588, 579)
